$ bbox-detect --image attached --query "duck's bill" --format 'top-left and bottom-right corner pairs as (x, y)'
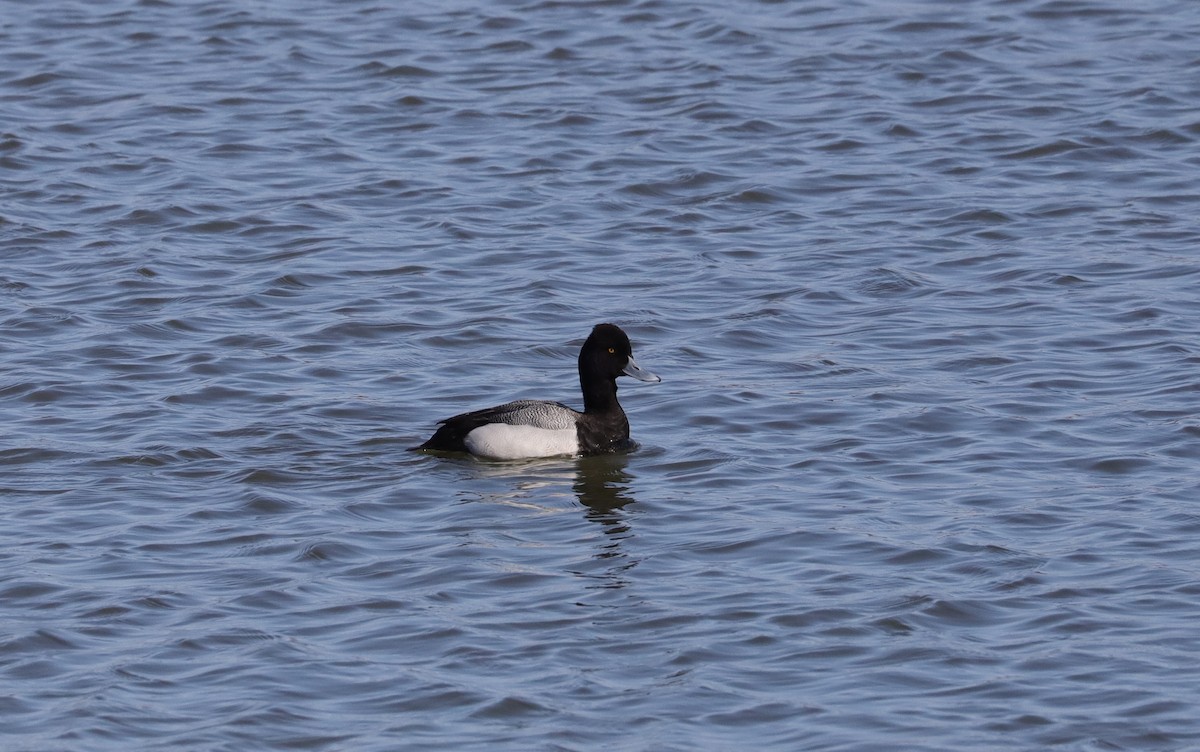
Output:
(623, 356), (661, 383)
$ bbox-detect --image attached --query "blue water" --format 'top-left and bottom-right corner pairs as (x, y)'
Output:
(3, 1), (1200, 749)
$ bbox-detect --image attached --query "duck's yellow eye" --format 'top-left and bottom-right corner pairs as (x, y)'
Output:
(608, 347), (616, 354)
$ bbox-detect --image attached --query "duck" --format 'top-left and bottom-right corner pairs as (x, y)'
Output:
(414, 323), (660, 460)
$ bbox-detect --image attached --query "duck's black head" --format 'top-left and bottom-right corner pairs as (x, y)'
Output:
(579, 323), (660, 386)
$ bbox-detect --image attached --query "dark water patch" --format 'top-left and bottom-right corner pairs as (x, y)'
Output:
(856, 267), (930, 297)
(1086, 456), (1156, 475)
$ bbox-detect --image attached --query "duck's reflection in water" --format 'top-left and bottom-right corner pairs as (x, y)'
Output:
(573, 452), (635, 527)
(570, 453), (640, 589)
(459, 452), (642, 586)
(459, 452), (638, 523)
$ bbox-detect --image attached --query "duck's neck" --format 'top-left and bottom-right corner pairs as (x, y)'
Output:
(581, 372), (621, 415)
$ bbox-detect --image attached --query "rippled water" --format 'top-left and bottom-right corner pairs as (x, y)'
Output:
(4, 0), (1200, 749)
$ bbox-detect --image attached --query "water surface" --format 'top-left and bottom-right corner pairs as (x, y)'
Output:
(3, 1), (1200, 749)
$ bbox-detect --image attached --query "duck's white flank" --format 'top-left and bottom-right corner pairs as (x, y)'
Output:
(463, 423), (579, 460)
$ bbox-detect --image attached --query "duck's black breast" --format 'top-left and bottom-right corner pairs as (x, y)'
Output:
(575, 408), (632, 455)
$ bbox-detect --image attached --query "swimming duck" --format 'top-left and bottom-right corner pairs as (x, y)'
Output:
(415, 323), (660, 460)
